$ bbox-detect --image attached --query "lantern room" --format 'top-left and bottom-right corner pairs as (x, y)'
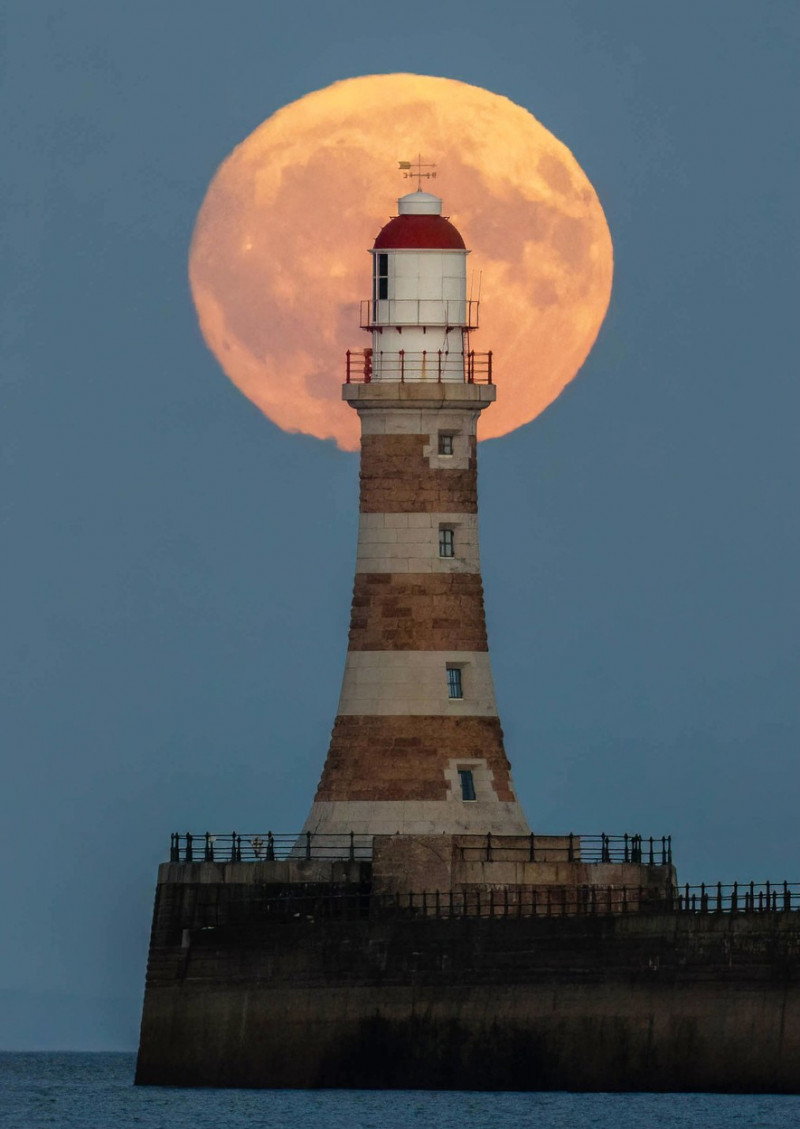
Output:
(348, 190), (489, 385)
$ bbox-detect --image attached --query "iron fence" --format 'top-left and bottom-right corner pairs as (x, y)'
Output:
(169, 831), (373, 864)
(168, 831), (672, 866)
(186, 881), (800, 928)
(676, 881), (799, 914)
(457, 832), (673, 866)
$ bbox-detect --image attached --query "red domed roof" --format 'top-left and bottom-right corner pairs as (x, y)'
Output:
(373, 213), (466, 250)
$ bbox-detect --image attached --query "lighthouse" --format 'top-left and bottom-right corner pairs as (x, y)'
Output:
(301, 187), (530, 839)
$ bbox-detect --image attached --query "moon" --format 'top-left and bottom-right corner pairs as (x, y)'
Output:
(189, 74), (613, 450)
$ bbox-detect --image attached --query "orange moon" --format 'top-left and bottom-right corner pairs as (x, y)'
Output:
(189, 74), (613, 450)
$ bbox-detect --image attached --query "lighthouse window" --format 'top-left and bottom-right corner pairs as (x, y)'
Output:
(439, 528), (455, 558)
(458, 769), (477, 802)
(446, 666), (463, 699)
(374, 253), (389, 301)
(438, 432), (454, 455)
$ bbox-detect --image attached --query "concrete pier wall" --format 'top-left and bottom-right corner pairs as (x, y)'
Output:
(136, 885), (800, 1091)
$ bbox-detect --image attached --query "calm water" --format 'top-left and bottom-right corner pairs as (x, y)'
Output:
(1, 1053), (798, 1129)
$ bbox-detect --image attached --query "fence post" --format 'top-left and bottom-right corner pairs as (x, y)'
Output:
(170, 833), (178, 863)
(648, 837), (655, 866)
(349, 831), (355, 862)
(717, 882), (723, 912)
(488, 350), (493, 384)
(568, 832), (574, 863)
(731, 881), (738, 913)
(624, 833), (629, 863)
(185, 832), (193, 864)
(437, 350), (442, 382)
(486, 832), (492, 861)
(265, 832), (274, 861)
(305, 831), (312, 860)
(668, 836), (673, 865)
(601, 833), (610, 863)
(529, 832), (535, 862)
(399, 349), (405, 382)
(346, 350), (351, 383)
(784, 881), (791, 912)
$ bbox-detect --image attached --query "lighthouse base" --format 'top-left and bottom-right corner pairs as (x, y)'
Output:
(135, 836), (800, 1092)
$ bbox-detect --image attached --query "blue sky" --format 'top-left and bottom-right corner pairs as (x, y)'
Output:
(1, 0), (798, 1049)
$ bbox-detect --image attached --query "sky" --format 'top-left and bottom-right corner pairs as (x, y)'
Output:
(1, 0), (798, 1051)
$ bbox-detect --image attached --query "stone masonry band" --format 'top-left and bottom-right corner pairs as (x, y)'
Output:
(349, 573), (489, 651)
(359, 433), (478, 513)
(314, 715), (517, 803)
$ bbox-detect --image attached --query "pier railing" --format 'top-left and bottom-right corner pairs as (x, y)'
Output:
(169, 831), (374, 864)
(675, 881), (799, 914)
(457, 832), (673, 866)
(186, 881), (800, 927)
(167, 831), (672, 866)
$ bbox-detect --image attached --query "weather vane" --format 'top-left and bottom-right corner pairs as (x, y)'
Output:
(398, 155), (437, 190)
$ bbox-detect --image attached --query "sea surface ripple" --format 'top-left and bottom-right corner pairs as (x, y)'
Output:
(1, 1053), (798, 1129)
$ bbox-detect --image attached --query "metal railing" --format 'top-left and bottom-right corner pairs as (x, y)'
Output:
(675, 881), (800, 914)
(345, 348), (493, 384)
(169, 831), (374, 864)
(168, 831), (671, 866)
(360, 298), (480, 329)
(185, 882), (800, 927)
(458, 832), (673, 866)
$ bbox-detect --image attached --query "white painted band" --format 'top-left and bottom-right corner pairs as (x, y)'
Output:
(337, 650), (498, 717)
(302, 798), (530, 839)
(355, 512), (480, 574)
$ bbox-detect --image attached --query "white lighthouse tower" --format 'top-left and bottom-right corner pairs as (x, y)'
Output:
(359, 189), (481, 383)
(304, 185), (528, 840)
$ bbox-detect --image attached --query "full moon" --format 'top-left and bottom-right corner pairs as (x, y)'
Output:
(189, 74), (613, 450)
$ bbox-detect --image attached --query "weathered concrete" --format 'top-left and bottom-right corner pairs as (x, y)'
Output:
(136, 903), (800, 1091)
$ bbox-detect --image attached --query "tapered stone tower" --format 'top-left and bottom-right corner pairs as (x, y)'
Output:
(302, 188), (529, 839)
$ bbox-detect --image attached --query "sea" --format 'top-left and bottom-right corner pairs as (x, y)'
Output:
(1, 1054), (798, 1129)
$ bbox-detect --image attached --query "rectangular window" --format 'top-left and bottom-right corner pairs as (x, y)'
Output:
(458, 769), (476, 801)
(439, 527), (455, 557)
(438, 432), (454, 455)
(447, 666), (463, 699)
(374, 252), (389, 301)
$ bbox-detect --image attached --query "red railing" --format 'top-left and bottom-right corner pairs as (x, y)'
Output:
(345, 348), (493, 384)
